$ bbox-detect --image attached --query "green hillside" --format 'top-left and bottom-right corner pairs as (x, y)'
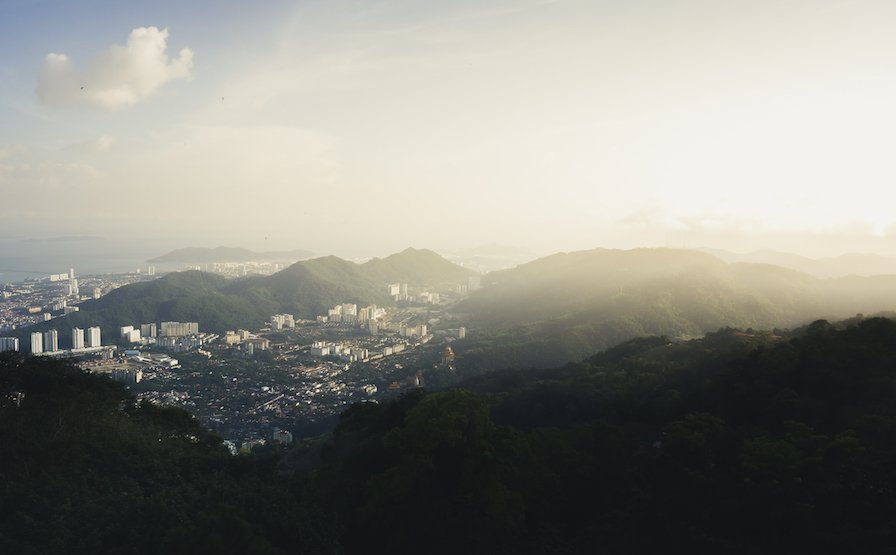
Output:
(230, 255), (394, 317)
(361, 247), (477, 287)
(24, 271), (275, 341)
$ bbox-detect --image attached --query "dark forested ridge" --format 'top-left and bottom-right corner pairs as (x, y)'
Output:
(0, 352), (333, 554)
(5, 317), (896, 553)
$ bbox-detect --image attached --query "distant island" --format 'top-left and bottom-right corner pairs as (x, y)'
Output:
(149, 246), (316, 264)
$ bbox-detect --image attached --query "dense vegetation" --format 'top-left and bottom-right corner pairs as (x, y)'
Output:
(457, 248), (896, 368)
(0, 352), (333, 554)
(5, 317), (896, 552)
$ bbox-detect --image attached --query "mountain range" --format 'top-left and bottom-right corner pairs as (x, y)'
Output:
(23, 248), (475, 341)
(453, 248), (896, 369)
(21, 246), (896, 368)
(699, 247), (896, 278)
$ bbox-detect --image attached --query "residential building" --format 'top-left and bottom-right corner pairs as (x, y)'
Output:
(30, 332), (42, 354)
(87, 327), (101, 347)
(0, 337), (19, 352)
(72, 328), (85, 349)
(43, 329), (58, 353)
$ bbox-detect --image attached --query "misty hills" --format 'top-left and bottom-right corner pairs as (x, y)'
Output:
(700, 247), (896, 278)
(361, 247), (477, 285)
(148, 246), (316, 264)
(25, 248), (474, 340)
(454, 248), (896, 369)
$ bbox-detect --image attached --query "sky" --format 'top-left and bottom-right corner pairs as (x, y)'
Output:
(3, 0), (896, 258)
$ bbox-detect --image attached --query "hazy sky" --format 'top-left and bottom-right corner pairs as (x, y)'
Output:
(3, 0), (896, 257)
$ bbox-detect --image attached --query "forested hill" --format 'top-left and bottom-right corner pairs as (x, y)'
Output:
(0, 352), (332, 553)
(21, 270), (278, 339)
(313, 317), (896, 552)
(6, 318), (896, 552)
(360, 247), (477, 286)
(22, 248), (473, 340)
(455, 247), (896, 369)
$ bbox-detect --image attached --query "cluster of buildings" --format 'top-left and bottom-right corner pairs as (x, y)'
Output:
(116, 321), (219, 353)
(121, 350), (180, 369)
(0, 337), (20, 352)
(0, 326), (104, 355)
(119, 321), (199, 344)
(222, 329), (270, 354)
(387, 283), (441, 304)
(48, 268), (79, 297)
(316, 303), (386, 326)
(1, 267), (157, 334)
(398, 323), (428, 338)
(1, 269), (101, 332)
(269, 314), (295, 330)
(454, 275), (482, 296)
(308, 339), (410, 363)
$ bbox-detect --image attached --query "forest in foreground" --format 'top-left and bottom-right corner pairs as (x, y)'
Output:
(2, 317), (896, 553)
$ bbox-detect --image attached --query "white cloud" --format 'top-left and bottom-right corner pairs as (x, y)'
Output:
(37, 26), (193, 109)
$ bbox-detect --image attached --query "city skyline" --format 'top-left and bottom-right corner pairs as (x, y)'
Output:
(3, 1), (896, 257)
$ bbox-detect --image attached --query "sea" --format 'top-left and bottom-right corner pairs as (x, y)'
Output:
(0, 237), (171, 284)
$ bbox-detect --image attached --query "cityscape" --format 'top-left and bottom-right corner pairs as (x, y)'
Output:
(4, 0), (896, 552)
(1, 264), (473, 449)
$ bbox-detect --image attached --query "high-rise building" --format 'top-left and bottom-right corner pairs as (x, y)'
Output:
(68, 268), (79, 297)
(43, 329), (58, 353)
(0, 337), (19, 352)
(72, 327), (85, 349)
(87, 327), (101, 347)
(92, 287), (102, 299)
(140, 323), (157, 338)
(120, 325), (134, 339)
(30, 332), (43, 354)
(160, 321), (199, 337)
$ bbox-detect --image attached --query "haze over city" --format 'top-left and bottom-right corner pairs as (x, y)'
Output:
(2, 0), (896, 258)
